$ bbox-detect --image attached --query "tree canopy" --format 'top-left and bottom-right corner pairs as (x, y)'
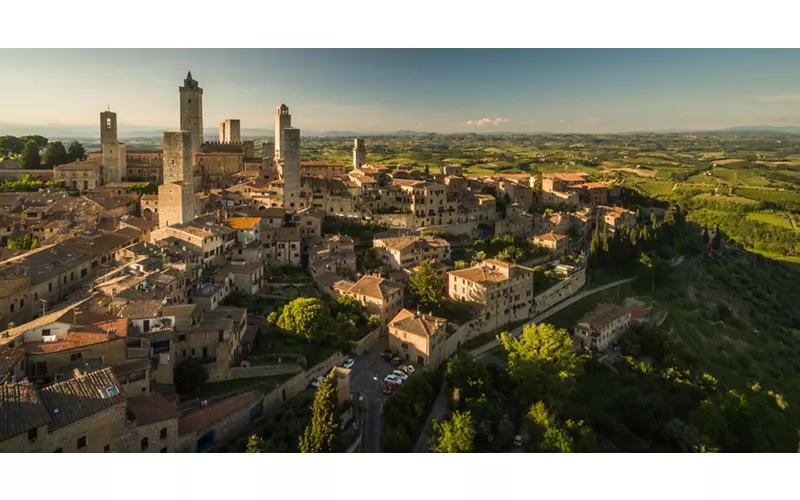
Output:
(274, 297), (332, 344)
(432, 411), (476, 453)
(175, 358), (209, 395)
(408, 259), (444, 310)
(43, 141), (68, 167)
(21, 140), (41, 169)
(67, 140), (86, 162)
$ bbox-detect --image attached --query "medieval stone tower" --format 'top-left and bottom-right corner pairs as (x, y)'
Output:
(180, 72), (203, 153)
(158, 131), (195, 228)
(219, 119), (241, 143)
(100, 109), (126, 184)
(353, 138), (365, 169)
(274, 104), (291, 159)
(281, 128), (301, 209)
(261, 141), (276, 181)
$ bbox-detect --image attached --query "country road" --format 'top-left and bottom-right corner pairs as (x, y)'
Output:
(470, 277), (637, 359)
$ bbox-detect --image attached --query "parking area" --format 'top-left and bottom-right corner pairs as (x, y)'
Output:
(347, 337), (419, 397)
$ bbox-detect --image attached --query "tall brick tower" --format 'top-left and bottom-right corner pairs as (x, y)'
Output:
(274, 104), (291, 159)
(180, 71), (203, 153)
(353, 138), (365, 169)
(281, 128), (301, 209)
(100, 109), (126, 184)
(158, 131), (195, 228)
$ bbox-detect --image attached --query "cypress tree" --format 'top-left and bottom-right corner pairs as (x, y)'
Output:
(299, 369), (339, 453)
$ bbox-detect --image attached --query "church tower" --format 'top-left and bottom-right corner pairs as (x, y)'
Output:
(100, 109), (126, 184)
(274, 104), (291, 159)
(180, 71), (204, 153)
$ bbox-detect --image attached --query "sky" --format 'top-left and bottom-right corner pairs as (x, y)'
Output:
(3, 49), (800, 135)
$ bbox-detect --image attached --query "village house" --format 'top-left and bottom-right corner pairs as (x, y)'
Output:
(573, 303), (632, 353)
(388, 308), (448, 371)
(533, 232), (570, 258)
(372, 234), (451, 270)
(339, 275), (404, 325)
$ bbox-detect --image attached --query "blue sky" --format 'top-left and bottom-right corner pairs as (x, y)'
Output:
(2, 49), (800, 133)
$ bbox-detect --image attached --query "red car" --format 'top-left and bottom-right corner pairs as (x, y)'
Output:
(383, 382), (396, 395)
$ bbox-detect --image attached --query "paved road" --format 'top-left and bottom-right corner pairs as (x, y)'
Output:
(470, 277), (637, 359)
(412, 382), (449, 453)
(347, 338), (397, 453)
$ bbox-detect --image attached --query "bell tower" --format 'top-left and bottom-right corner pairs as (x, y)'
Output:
(274, 104), (291, 159)
(100, 109), (117, 145)
(179, 71), (204, 153)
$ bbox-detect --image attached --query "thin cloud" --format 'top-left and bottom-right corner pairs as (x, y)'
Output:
(584, 117), (599, 123)
(758, 93), (800, 103)
(465, 117), (509, 126)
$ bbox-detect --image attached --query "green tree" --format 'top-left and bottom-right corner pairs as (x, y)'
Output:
(453, 260), (468, 270)
(276, 297), (332, 344)
(471, 250), (487, 266)
(67, 140), (86, 162)
(298, 369), (339, 453)
(175, 358), (209, 395)
(499, 323), (583, 407)
(408, 259), (444, 310)
(246, 434), (265, 453)
(432, 411), (476, 453)
(0, 135), (24, 155)
(497, 246), (525, 264)
(19, 135), (48, 149)
(532, 166), (543, 195)
(638, 253), (655, 292)
(711, 224), (722, 250)
(7, 234), (40, 251)
(42, 141), (68, 167)
(527, 401), (574, 453)
(20, 140), (41, 169)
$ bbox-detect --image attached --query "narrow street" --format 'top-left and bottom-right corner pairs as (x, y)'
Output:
(346, 338), (396, 453)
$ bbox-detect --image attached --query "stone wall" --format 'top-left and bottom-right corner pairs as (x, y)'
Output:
(372, 213), (415, 228)
(228, 363), (303, 380)
(415, 221), (479, 237)
(261, 352), (347, 413)
(350, 328), (380, 356)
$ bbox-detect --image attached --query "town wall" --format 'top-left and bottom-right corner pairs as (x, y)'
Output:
(350, 328), (380, 356)
(372, 213), (415, 228)
(261, 351), (347, 413)
(228, 363), (303, 380)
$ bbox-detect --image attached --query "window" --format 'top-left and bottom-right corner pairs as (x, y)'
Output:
(104, 444), (110, 453)
(20, 298), (24, 308)
(28, 428), (37, 442)
(9, 304), (13, 313)
(141, 437), (149, 451)
(160, 428), (168, 440)
(401, 342), (408, 350)
(70, 353), (82, 362)
(77, 436), (87, 449)
(49, 282), (53, 292)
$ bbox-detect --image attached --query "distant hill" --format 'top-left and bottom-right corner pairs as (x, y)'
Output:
(717, 125), (800, 135)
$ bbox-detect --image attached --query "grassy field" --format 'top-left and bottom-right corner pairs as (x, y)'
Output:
(746, 211), (795, 230)
(635, 180), (675, 197)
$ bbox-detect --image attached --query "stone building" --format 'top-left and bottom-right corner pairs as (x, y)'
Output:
(339, 275), (404, 325)
(533, 232), (569, 257)
(179, 72), (203, 153)
(274, 104), (291, 159)
(280, 128), (302, 209)
(373, 235), (451, 270)
(54, 160), (104, 191)
(0, 366), (128, 453)
(598, 205), (637, 232)
(100, 110), (126, 185)
(353, 138), (365, 169)
(125, 393), (181, 453)
(158, 131), (195, 228)
(388, 308), (448, 371)
(219, 119), (241, 143)
(447, 259), (535, 333)
(573, 303), (632, 353)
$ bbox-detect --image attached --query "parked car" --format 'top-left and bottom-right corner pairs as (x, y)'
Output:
(383, 382), (396, 395)
(380, 350), (393, 361)
(392, 370), (408, 381)
(513, 435), (524, 447)
(384, 374), (404, 385)
(390, 357), (402, 367)
(400, 365), (415, 375)
(310, 375), (325, 389)
(343, 358), (355, 369)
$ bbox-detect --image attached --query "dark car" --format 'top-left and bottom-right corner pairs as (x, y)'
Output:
(390, 357), (402, 367)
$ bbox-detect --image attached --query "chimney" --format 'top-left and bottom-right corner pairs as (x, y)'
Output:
(107, 328), (117, 340)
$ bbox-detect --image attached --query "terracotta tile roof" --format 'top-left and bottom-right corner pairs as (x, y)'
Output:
(534, 232), (568, 243)
(0, 297), (96, 348)
(127, 394), (180, 426)
(38, 367), (126, 430)
(0, 382), (50, 440)
(276, 227), (300, 242)
(627, 305), (652, 320)
(0, 348), (24, 382)
(26, 332), (114, 355)
(576, 303), (631, 335)
(227, 217), (260, 230)
(389, 309), (447, 338)
(119, 299), (165, 320)
(113, 358), (150, 378)
(376, 235), (449, 252)
(347, 275), (403, 301)
(178, 391), (261, 436)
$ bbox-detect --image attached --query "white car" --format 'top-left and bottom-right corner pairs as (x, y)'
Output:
(392, 370), (408, 381)
(384, 374), (404, 385)
(343, 358), (355, 369)
(310, 375), (325, 388)
(513, 435), (524, 447)
(401, 365), (415, 375)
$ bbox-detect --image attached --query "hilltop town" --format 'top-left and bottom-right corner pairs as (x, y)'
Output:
(1, 72), (799, 454)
